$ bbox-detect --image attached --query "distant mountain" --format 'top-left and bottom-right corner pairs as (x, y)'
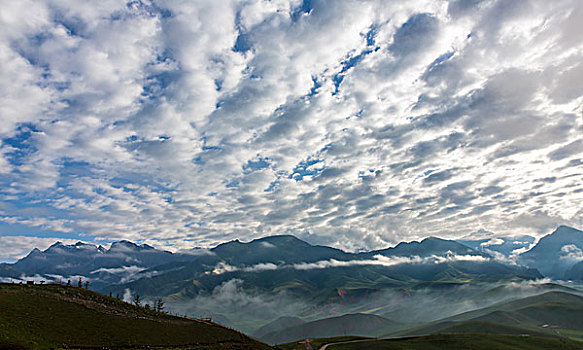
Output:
(518, 225), (583, 279)
(0, 232), (548, 336)
(1, 240), (199, 288)
(211, 235), (351, 265)
(0, 283), (271, 350)
(457, 235), (535, 258)
(261, 313), (400, 344)
(115, 234), (540, 301)
(108, 234), (542, 336)
(365, 236), (487, 258)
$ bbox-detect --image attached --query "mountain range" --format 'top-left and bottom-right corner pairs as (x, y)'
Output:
(0, 240), (200, 289)
(1, 225), (582, 337)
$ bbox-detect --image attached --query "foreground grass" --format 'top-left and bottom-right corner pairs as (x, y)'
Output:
(325, 333), (583, 350)
(0, 283), (271, 350)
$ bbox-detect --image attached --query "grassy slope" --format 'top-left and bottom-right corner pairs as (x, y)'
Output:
(326, 333), (583, 350)
(262, 313), (400, 344)
(0, 283), (271, 350)
(387, 291), (583, 339)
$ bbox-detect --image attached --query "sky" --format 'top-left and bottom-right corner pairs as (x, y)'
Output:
(0, 0), (582, 262)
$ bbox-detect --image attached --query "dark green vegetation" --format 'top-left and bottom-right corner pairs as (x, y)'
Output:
(262, 313), (400, 344)
(323, 334), (583, 350)
(0, 283), (271, 350)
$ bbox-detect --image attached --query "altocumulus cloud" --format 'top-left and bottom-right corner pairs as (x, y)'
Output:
(0, 0), (582, 260)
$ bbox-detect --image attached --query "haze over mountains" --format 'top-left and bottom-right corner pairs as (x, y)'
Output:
(2, 225), (583, 342)
(0, 240), (201, 289)
(4, 226), (583, 284)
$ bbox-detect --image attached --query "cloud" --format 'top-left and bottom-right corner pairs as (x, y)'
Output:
(90, 265), (151, 284)
(0, 0), (582, 259)
(260, 241), (276, 248)
(0, 236), (89, 262)
(209, 252), (489, 275)
(559, 244), (583, 262)
(211, 262), (239, 275)
(480, 238), (505, 247)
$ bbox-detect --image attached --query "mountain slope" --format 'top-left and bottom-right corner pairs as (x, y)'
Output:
(518, 225), (583, 279)
(366, 236), (486, 258)
(393, 291), (583, 338)
(211, 235), (351, 265)
(262, 313), (400, 344)
(566, 260), (583, 281)
(253, 316), (306, 339)
(458, 235), (535, 257)
(0, 283), (271, 350)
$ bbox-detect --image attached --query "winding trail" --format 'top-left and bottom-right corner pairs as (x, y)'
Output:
(318, 336), (420, 350)
(318, 338), (374, 350)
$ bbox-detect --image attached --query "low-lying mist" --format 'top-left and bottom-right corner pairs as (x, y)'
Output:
(164, 278), (581, 334)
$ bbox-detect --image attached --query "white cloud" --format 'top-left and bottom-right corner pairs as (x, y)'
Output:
(480, 238), (504, 247)
(0, 236), (88, 262)
(0, 0), (582, 258)
(209, 252), (489, 274)
(211, 262), (239, 275)
(260, 242), (276, 248)
(560, 244), (583, 262)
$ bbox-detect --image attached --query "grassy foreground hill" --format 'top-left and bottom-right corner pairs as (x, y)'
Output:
(0, 283), (271, 350)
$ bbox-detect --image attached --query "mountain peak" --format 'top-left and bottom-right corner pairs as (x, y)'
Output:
(109, 240), (140, 250)
(518, 225), (583, 279)
(553, 225), (582, 236)
(252, 235), (312, 247)
(47, 241), (64, 249)
(374, 235), (481, 258)
(421, 236), (448, 243)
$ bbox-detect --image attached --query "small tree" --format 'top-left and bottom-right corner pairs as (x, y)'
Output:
(154, 298), (165, 312)
(133, 294), (141, 307)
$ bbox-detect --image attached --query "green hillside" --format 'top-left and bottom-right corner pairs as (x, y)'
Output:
(262, 313), (401, 344)
(253, 316), (305, 339)
(323, 333), (583, 350)
(390, 291), (583, 340)
(0, 283), (271, 350)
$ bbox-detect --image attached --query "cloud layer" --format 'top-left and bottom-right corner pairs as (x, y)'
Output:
(209, 252), (491, 275)
(0, 0), (582, 260)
